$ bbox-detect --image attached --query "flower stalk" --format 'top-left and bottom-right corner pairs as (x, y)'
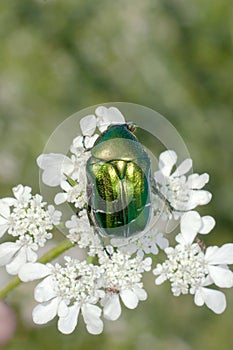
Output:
(0, 239), (74, 300)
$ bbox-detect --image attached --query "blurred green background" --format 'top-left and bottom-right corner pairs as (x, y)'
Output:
(0, 0), (232, 349)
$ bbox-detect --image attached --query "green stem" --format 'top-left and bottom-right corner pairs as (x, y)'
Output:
(0, 239), (74, 300)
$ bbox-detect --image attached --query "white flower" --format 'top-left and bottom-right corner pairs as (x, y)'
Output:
(119, 228), (169, 257)
(0, 185), (61, 275)
(37, 106), (125, 190)
(54, 180), (87, 209)
(80, 106), (125, 136)
(153, 211), (233, 313)
(19, 257), (104, 335)
(37, 153), (74, 187)
(95, 106), (125, 132)
(37, 150), (90, 188)
(70, 135), (98, 155)
(154, 150), (212, 218)
(99, 251), (151, 321)
(65, 211), (102, 256)
(0, 200), (13, 238)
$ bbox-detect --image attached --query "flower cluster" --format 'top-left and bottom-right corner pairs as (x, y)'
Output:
(65, 210), (102, 256)
(0, 105), (233, 336)
(19, 251), (151, 334)
(153, 211), (233, 313)
(154, 150), (212, 219)
(0, 185), (61, 275)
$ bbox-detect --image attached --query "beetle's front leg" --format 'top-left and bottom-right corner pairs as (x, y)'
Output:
(82, 136), (92, 152)
(76, 204), (88, 216)
(150, 176), (189, 214)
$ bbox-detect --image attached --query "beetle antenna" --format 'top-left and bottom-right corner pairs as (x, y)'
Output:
(126, 121), (137, 133)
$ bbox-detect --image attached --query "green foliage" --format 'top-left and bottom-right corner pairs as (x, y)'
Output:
(0, 0), (232, 349)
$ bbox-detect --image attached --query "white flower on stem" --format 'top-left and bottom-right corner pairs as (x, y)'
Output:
(70, 134), (98, 155)
(37, 106), (125, 189)
(37, 153), (74, 187)
(95, 106), (125, 132)
(54, 180), (87, 209)
(79, 106), (125, 136)
(119, 228), (169, 257)
(153, 211), (233, 314)
(0, 185), (61, 275)
(65, 211), (102, 256)
(80, 115), (97, 136)
(37, 150), (91, 188)
(18, 257), (104, 335)
(99, 251), (151, 321)
(154, 150), (212, 219)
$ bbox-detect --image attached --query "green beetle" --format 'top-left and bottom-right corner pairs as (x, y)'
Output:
(86, 123), (152, 239)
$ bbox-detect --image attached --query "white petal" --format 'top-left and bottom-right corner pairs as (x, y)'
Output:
(188, 190), (212, 209)
(199, 216), (215, 234)
(58, 303), (80, 334)
(120, 289), (138, 309)
(102, 294), (121, 321)
(82, 303), (103, 335)
(80, 115), (97, 136)
(18, 262), (51, 282)
(107, 107), (125, 123)
(57, 300), (69, 318)
(96, 106), (125, 124)
(26, 247), (38, 262)
(60, 180), (72, 192)
(32, 298), (59, 324)
(153, 171), (166, 185)
(13, 185), (32, 202)
(0, 224), (9, 237)
(187, 173), (209, 189)
(37, 154), (73, 187)
(205, 244), (233, 264)
(158, 150), (177, 177)
(208, 266), (233, 288)
(172, 158), (192, 177)
(96, 106), (125, 132)
(0, 200), (11, 219)
(54, 192), (67, 205)
(84, 134), (99, 148)
(155, 274), (167, 285)
(195, 287), (226, 314)
(175, 233), (185, 245)
(0, 242), (19, 266)
(133, 287), (147, 301)
(34, 276), (57, 302)
(1, 197), (17, 206)
(6, 248), (27, 275)
(194, 288), (205, 306)
(180, 211), (202, 244)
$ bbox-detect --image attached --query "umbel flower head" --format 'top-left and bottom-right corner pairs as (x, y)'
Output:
(0, 105), (233, 336)
(153, 211), (233, 313)
(99, 251), (152, 321)
(19, 251), (151, 334)
(0, 185), (61, 275)
(154, 150), (212, 219)
(19, 257), (104, 335)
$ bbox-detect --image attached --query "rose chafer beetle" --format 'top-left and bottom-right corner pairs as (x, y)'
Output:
(86, 123), (151, 239)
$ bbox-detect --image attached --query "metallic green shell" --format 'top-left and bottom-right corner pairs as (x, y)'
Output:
(86, 124), (151, 238)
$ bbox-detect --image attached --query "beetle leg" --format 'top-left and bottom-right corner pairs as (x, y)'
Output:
(150, 176), (189, 213)
(82, 136), (92, 152)
(76, 204), (87, 217)
(87, 205), (113, 258)
(103, 246), (113, 259)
